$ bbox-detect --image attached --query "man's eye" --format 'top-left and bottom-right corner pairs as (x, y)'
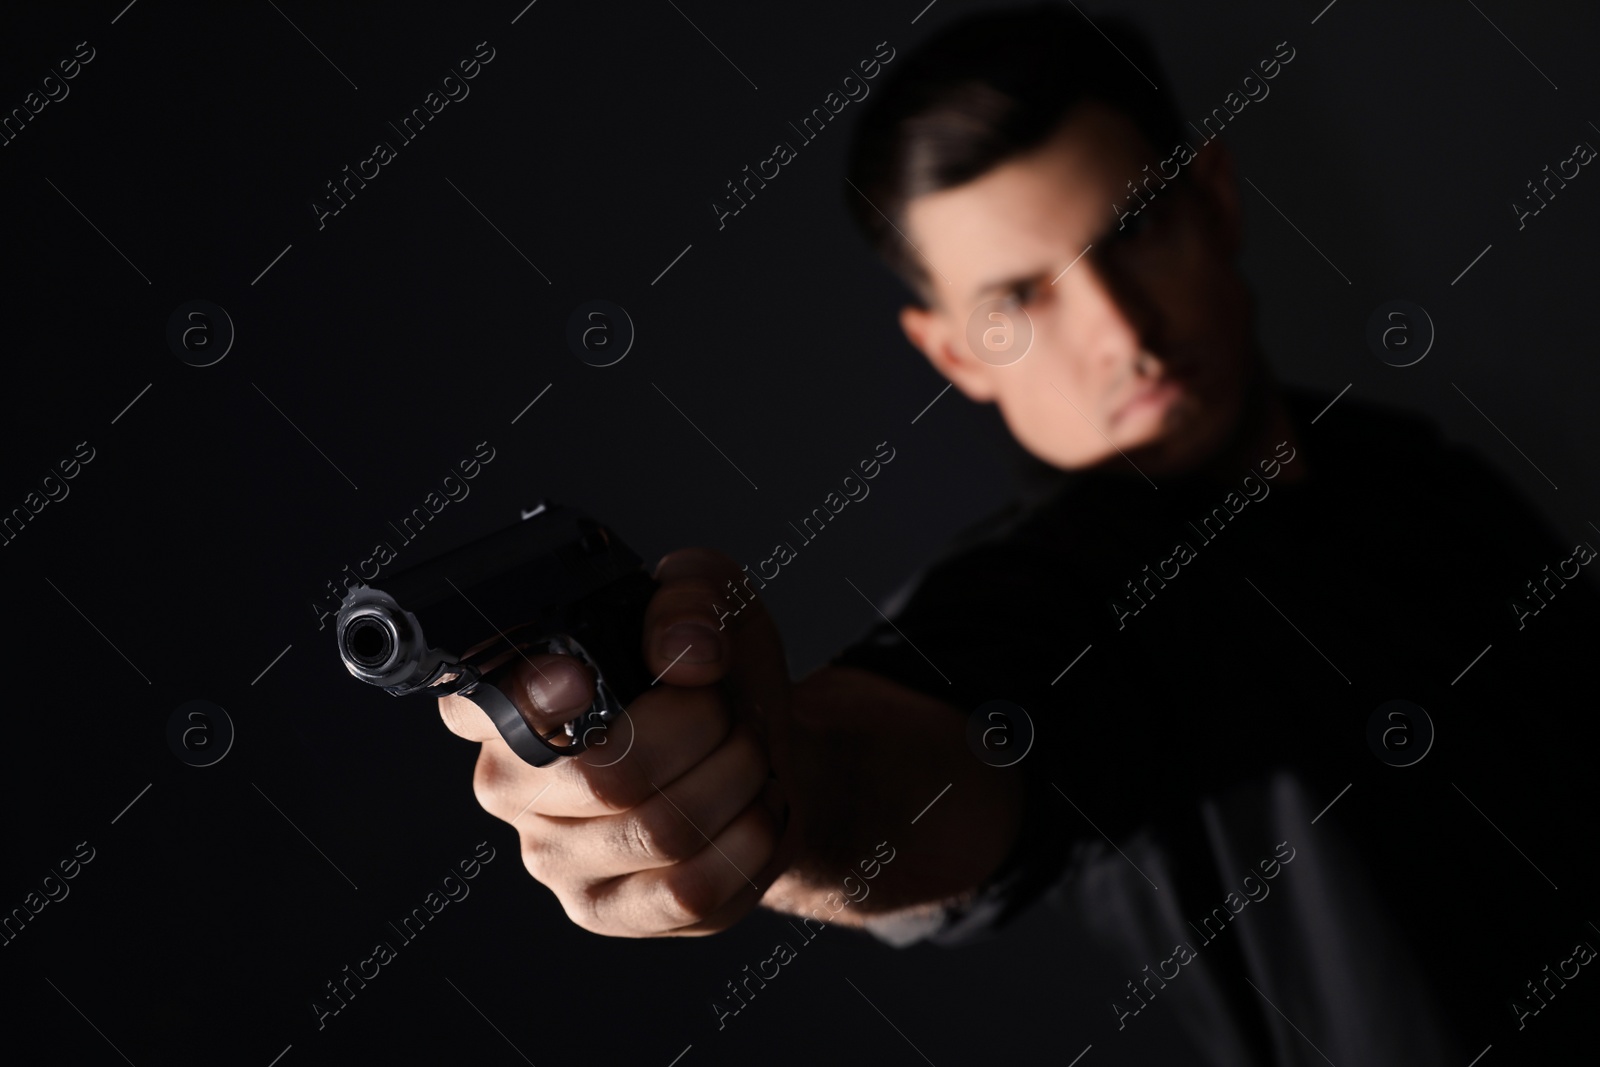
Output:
(1003, 281), (1040, 307)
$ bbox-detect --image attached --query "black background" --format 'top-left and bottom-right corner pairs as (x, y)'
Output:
(1, 0), (1597, 1063)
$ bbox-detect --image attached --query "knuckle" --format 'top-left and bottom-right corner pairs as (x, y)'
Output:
(563, 884), (608, 935)
(658, 864), (721, 927)
(438, 695), (476, 738)
(471, 747), (504, 816)
(523, 847), (606, 934)
(517, 827), (554, 884)
(626, 814), (658, 864)
(628, 807), (700, 865)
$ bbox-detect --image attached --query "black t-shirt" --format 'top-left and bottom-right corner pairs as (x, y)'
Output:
(831, 388), (1600, 1063)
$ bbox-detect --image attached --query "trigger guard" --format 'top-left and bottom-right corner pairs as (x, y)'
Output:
(466, 682), (572, 767)
(466, 633), (630, 768)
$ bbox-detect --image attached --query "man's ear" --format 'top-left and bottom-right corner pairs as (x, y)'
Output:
(899, 303), (998, 403)
(1191, 137), (1242, 257)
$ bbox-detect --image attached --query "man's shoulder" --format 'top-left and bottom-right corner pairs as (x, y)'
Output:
(1284, 385), (1441, 455)
(1282, 385), (1535, 499)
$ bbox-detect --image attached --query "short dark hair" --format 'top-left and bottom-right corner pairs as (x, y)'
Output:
(844, 4), (1183, 302)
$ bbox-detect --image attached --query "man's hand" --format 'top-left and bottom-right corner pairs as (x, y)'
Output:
(438, 548), (795, 937)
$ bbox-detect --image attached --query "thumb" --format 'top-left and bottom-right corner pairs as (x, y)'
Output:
(650, 548), (793, 783)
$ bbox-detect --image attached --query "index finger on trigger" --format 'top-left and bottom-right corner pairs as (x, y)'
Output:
(438, 652), (596, 743)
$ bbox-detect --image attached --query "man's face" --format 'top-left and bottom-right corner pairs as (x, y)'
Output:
(898, 101), (1258, 477)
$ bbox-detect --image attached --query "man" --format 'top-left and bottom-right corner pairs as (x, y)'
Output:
(441, 6), (1600, 1061)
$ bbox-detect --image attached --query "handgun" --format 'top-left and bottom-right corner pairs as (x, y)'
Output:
(333, 501), (658, 767)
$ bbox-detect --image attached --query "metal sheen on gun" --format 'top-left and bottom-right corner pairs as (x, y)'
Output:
(333, 501), (658, 767)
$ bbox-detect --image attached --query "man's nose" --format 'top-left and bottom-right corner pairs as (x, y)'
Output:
(1070, 258), (1164, 372)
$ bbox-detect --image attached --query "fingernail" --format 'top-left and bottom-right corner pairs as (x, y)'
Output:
(658, 622), (721, 665)
(524, 659), (588, 717)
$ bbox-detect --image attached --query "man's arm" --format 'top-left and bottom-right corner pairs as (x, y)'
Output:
(759, 664), (1025, 929)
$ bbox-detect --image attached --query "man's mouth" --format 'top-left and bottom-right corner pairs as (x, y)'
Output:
(1111, 374), (1187, 428)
